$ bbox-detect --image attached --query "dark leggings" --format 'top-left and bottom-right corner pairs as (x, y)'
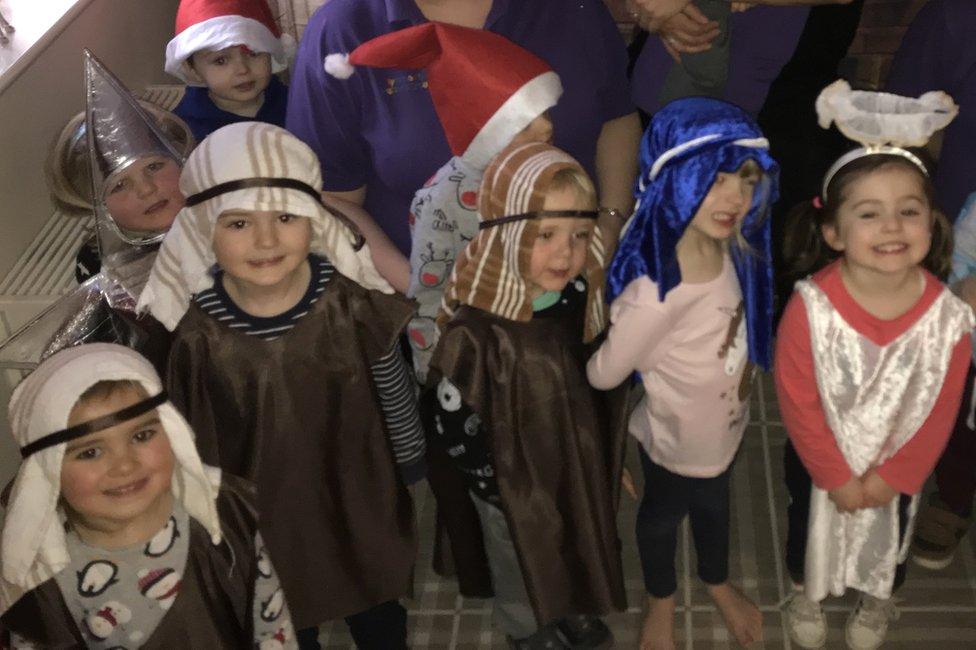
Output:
(296, 600), (408, 650)
(636, 448), (733, 598)
(784, 441), (910, 591)
(934, 362), (976, 518)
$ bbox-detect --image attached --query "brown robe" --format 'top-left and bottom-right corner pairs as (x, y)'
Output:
(166, 274), (416, 628)
(429, 305), (628, 625)
(1, 476), (259, 648)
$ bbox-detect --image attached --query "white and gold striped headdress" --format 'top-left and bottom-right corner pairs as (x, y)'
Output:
(137, 122), (392, 330)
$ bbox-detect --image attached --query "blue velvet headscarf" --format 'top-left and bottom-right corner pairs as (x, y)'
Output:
(607, 98), (780, 370)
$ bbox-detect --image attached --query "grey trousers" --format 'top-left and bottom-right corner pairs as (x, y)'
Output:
(657, 0), (731, 107)
(471, 493), (539, 639)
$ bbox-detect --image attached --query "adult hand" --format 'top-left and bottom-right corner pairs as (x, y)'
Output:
(626, 0), (692, 33)
(860, 470), (899, 508)
(658, 3), (721, 63)
(827, 476), (864, 513)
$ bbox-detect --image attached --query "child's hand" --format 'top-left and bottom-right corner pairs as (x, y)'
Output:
(627, 0), (692, 32)
(731, 2), (756, 12)
(860, 471), (899, 508)
(622, 467), (639, 500)
(827, 476), (864, 513)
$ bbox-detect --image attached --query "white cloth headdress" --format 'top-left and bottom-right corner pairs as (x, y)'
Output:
(137, 122), (392, 331)
(816, 79), (958, 196)
(0, 343), (222, 615)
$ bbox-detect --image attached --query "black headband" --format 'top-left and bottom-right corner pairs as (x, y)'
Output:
(20, 391), (169, 459)
(479, 210), (599, 230)
(183, 177), (367, 251)
(184, 177), (323, 207)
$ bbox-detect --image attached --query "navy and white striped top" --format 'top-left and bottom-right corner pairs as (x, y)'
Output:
(194, 254), (426, 483)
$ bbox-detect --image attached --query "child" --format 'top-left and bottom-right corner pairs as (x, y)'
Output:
(587, 97), (780, 650)
(165, 0), (292, 143)
(0, 343), (295, 648)
(910, 191), (976, 570)
(427, 141), (627, 648)
(776, 81), (971, 650)
(323, 22), (563, 383)
(0, 50), (187, 374)
(137, 122), (424, 649)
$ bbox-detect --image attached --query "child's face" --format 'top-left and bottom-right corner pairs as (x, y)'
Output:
(60, 385), (175, 537)
(823, 164), (932, 276)
(190, 46), (272, 112)
(527, 186), (594, 293)
(103, 156), (183, 233)
(686, 164), (760, 243)
(213, 209), (312, 290)
(509, 113), (554, 148)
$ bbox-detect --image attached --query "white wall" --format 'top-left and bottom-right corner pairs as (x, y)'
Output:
(0, 0), (180, 281)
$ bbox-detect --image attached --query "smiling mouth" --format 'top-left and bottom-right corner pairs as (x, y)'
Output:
(103, 477), (148, 497)
(144, 200), (169, 215)
(873, 243), (908, 254)
(248, 256), (284, 268)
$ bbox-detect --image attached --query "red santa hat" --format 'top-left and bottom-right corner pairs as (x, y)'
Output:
(165, 0), (294, 84)
(325, 23), (562, 169)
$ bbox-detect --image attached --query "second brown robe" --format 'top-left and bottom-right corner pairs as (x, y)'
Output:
(166, 274), (417, 628)
(429, 304), (628, 625)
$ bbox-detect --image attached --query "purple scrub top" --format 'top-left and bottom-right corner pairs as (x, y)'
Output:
(631, 6), (809, 116)
(286, 0), (634, 255)
(886, 0), (976, 221)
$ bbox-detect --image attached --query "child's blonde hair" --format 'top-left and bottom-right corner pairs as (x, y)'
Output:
(549, 166), (598, 210)
(45, 104), (194, 217)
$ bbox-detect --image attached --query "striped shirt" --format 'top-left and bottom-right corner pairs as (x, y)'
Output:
(194, 254), (426, 483)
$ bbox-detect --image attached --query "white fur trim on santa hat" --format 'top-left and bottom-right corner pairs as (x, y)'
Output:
(462, 71), (563, 170)
(165, 15), (290, 84)
(323, 53), (354, 80)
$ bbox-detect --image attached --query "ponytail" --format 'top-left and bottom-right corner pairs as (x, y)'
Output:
(782, 200), (839, 285)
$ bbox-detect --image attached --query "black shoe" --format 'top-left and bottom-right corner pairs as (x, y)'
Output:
(556, 615), (613, 648)
(509, 623), (571, 649)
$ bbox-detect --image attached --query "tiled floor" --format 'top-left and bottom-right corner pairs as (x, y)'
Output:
(316, 375), (976, 648)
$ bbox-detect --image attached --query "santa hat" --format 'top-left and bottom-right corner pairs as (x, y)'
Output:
(325, 23), (562, 169)
(165, 0), (294, 84)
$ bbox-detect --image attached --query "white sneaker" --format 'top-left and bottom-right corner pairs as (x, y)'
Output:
(845, 593), (900, 650)
(785, 591), (827, 648)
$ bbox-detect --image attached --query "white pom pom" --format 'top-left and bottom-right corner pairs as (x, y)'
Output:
(323, 53), (354, 79)
(280, 33), (297, 61)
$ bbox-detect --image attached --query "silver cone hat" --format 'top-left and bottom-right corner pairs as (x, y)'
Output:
(84, 49), (184, 250)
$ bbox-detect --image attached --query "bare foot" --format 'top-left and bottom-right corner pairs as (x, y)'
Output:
(707, 582), (763, 647)
(639, 594), (676, 650)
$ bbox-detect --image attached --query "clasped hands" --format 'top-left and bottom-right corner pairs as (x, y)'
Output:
(626, 0), (752, 63)
(828, 470), (899, 513)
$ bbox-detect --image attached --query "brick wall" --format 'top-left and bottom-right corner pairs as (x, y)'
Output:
(846, 0), (930, 89)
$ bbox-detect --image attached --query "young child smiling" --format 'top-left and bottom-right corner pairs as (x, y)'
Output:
(0, 344), (294, 648)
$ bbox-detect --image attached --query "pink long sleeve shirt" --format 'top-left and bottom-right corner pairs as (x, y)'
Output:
(587, 256), (753, 477)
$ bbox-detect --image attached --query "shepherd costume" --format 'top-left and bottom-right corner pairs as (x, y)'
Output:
(325, 22), (563, 383)
(137, 122), (416, 629)
(0, 344), (295, 648)
(426, 142), (628, 636)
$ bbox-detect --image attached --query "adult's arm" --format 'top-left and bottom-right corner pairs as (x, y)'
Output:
(322, 195), (410, 293)
(595, 112), (642, 248)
